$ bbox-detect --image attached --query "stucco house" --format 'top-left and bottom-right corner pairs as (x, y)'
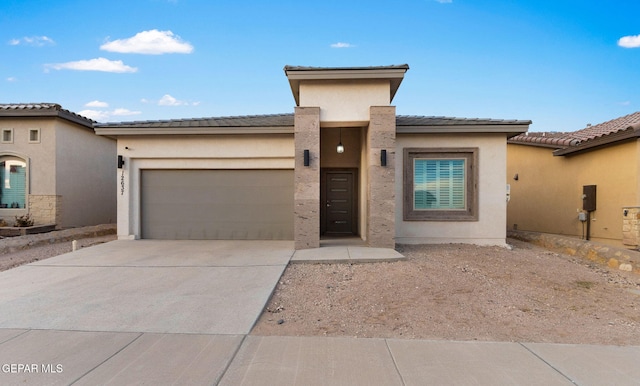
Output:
(0, 103), (116, 228)
(507, 111), (640, 249)
(95, 65), (530, 249)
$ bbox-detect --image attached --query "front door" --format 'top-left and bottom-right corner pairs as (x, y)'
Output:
(321, 169), (357, 235)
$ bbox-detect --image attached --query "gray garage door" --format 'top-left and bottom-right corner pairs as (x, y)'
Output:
(141, 169), (294, 240)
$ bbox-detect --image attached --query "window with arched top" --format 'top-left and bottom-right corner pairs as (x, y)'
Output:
(0, 156), (27, 209)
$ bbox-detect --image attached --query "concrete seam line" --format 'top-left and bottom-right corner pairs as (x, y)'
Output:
(215, 334), (248, 385)
(68, 332), (144, 385)
(384, 339), (407, 386)
(518, 342), (578, 385)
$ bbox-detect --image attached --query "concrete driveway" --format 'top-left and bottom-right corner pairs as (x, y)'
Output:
(0, 240), (293, 334)
(0, 240), (293, 385)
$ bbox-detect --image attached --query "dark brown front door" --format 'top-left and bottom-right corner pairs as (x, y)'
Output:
(321, 170), (357, 235)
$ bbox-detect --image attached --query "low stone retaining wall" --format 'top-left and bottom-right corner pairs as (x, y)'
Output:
(508, 230), (640, 275)
(0, 224), (116, 254)
(0, 224), (57, 237)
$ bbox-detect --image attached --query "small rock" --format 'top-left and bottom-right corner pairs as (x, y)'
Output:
(620, 263), (633, 272)
(277, 319), (285, 325)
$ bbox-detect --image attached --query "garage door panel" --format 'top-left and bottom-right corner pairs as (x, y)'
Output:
(141, 170), (294, 240)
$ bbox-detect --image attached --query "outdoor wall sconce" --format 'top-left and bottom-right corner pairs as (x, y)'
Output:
(513, 173), (519, 181)
(117, 155), (125, 169)
(381, 149), (387, 167)
(303, 149), (310, 166)
(336, 128), (344, 154)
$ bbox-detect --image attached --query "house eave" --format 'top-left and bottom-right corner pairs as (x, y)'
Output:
(552, 125), (640, 156)
(284, 65), (409, 106)
(397, 124), (529, 138)
(506, 140), (563, 150)
(94, 126), (294, 136)
(0, 105), (94, 129)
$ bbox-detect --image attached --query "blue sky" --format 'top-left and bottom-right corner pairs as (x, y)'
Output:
(2, 0), (639, 131)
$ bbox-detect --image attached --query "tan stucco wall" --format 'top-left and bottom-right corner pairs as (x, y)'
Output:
(507, 141), (640, 248)
(395, 134), (509, 246)
(116, 135), (294, 239)
(56, 122), (116, 227)
(299, 81), (390, 126)
(1, 118), (57, 224)
(0, 118), (56, 194)
(320, 127), (361, 168)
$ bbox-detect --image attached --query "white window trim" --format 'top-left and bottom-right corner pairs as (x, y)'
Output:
(0, 153), (29, 213)
(1, 128), (13, 144)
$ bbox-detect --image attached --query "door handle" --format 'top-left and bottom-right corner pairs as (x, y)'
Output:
(326, 201), (331, 207)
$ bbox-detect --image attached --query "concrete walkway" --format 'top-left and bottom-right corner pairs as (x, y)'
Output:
(0, 240), (638, 385)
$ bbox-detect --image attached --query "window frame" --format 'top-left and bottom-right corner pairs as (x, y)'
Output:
(1, 128), (13, 144)
(0, 154), (29, 212)
(403, 147), (478, 221)
(28, 128), (41, 144)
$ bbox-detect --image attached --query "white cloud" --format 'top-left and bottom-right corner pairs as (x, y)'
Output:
(330, 42), (354, 48)
(78, 108), (142, 122)
(143, 94), (199, 106)
(45, 58), (138, 73)
(618, 34), (640, 48)
(112, 108), (142, 116)
(100, 29), (194, 54)
(9, 36), (55, 46)
(435, 0), (453, 3)
(85, 100), (109, 108)
(158, 94), (187, 106)
(619, 101), (631, 106)
(6, 77), (17, 82)
(78, 109), (111, 122)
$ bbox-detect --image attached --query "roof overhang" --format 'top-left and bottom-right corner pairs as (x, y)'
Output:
(284, 65), (409, 106)
(94, 126), (294, 136)
(397, 123), (530, 138)
(0, 104), (94, 129)
(552, 123), (640, 156)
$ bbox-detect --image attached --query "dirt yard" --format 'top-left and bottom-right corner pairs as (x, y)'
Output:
(252, 239), (640, 345)
(0, 234), (116, 272)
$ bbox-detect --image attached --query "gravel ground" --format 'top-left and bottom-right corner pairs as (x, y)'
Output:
(252, 239), (640, 345)
(0, 234), (117, 271)
(3, 235), (639, 345)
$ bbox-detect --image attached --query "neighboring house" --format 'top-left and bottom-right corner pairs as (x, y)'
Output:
(95, 65), (530, 249)
(0, 103), (116, 228)
(507, 111), (640, 249)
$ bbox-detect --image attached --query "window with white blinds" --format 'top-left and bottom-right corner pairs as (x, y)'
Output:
(414, 158), (466, 210)
(404, 148), (478, 221)
(0, 157), (27, 209)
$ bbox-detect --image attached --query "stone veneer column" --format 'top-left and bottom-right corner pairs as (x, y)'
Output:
(28, 195), (62, 226)
(367, 106), (396, 248)
(622, 207), (640, 247)
(294, 107), (321, 249)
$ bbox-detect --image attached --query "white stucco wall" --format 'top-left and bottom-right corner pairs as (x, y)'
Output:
(116, 135), (294, 239)
(395, 133), (509, 246)
(299, 81), (390, 126)
(56, 122), (117, 227)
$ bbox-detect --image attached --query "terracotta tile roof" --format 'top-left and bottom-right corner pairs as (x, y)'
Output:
(0, 103), (61, 111)
(0, 103), (95, 127)
(509, 111), (640, 151)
